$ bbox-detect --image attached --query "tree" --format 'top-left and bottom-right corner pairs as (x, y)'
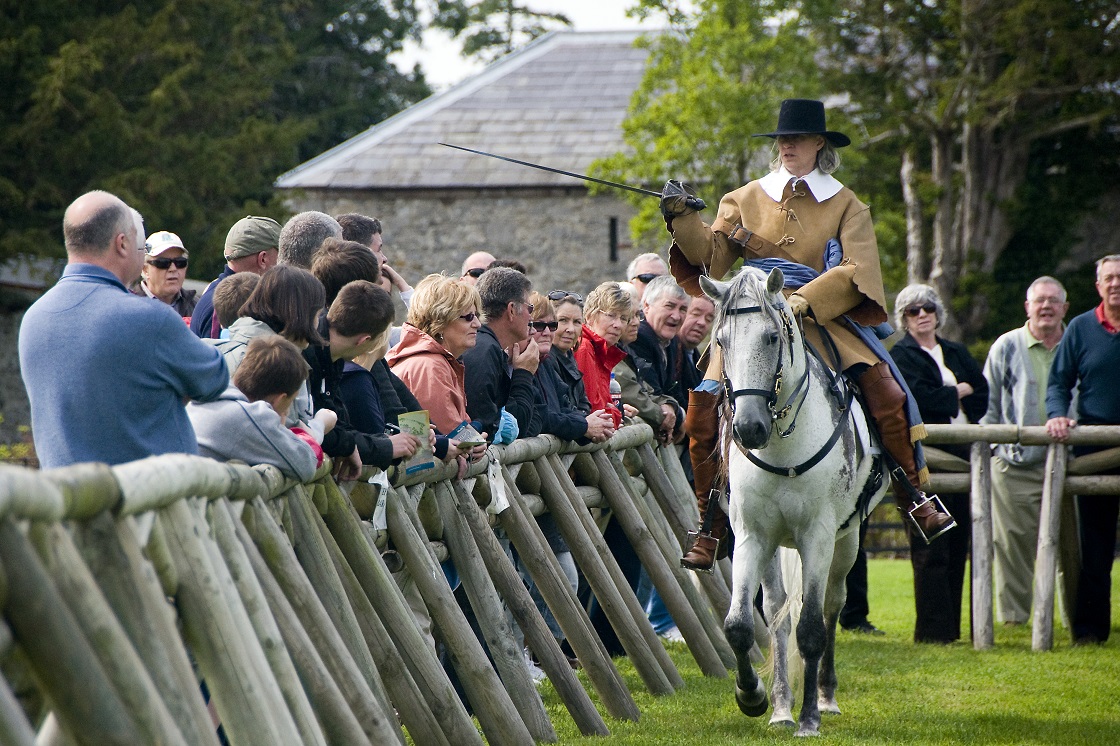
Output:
(599, 0), (1120, 340)
(431, 0), (571, 62)
(0, 0), (429, 280)
(590, 0), (829, 251)
(789, 0), (1119, 338)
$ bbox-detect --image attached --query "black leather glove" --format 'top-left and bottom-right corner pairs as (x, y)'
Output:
(660, 179), (707, 217)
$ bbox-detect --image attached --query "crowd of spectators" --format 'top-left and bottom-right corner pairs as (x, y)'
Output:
(18, 189), (1120, 723)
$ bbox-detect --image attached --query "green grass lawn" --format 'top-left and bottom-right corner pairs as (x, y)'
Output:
(540, 559), (1120, 744)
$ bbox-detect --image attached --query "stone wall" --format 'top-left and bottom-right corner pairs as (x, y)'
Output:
(282, 187), (656, 297)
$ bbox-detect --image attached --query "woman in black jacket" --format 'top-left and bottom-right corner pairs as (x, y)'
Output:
(890, 284), (988, 643)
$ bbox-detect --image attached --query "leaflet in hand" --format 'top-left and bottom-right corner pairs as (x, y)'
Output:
(398, 410), (436, 475)
(448, 420), (487, 448)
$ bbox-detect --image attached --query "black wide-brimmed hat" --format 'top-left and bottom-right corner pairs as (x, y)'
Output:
(753, 98), (850, 148)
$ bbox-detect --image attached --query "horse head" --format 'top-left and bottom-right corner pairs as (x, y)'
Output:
(702, 267), (793, 450)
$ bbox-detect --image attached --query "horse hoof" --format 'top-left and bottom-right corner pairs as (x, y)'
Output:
(769, 712), (796, 728)
(818, 696), (841, 715)
(735, 678), (768, 717)
(795, 725), (821, 737)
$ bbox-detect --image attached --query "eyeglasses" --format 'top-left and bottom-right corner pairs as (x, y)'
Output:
(147, 257), (188, 270)
(547, 289), (584, 303)
(904, 303), (937, 317)
(464, 267), (487, 279)
(1029, 296), (1065, 306)
(530, 321), (559, 332)
(632, 273), (661, 284)
(141, 241), (152, 252)
(458, 312), (479, 323)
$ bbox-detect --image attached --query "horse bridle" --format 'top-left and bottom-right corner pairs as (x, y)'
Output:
(720, 290), (855, 477)
(719, 299), (810, 438)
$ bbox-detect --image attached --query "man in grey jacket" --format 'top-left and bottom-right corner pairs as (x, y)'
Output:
(981, 276), (1070, 625)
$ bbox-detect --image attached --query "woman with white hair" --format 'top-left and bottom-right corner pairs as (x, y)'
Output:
(889, 283), (988, 643)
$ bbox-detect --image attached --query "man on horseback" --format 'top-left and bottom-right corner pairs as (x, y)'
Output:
(666, 99), (955, 572)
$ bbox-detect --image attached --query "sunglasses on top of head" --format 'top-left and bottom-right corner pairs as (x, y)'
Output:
(147, 257), (188, 270)
(530, 321), (559, 332)
(904, 303), (937, 317)
(547, 289), (584, 304)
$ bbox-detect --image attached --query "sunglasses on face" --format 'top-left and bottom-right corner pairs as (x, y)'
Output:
(147, 257), (188, 270)
(904, 303), (937, 317)
(632, 273), (661, 284)
(464, 267), (487, 279)
(547, 289), (584, 303)
(458, 312), (479, 323)
(531, 321), (559, 332)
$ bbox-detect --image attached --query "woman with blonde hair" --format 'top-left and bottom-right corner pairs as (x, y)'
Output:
(386, 274), (486, 440)
(528, 291), (615, 442)
(574, 281), (633, 428)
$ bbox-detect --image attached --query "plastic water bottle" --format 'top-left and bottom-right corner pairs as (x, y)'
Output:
(609, 372), (622, 411)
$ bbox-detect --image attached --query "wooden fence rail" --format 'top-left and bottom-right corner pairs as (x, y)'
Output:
(921, 424), (1120, 652)
(0, 422), (733, 745)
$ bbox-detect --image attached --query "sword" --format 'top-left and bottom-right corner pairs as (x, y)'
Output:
(439, 142), (662, 198)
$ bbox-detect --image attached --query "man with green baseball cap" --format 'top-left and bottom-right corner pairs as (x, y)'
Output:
(190, 215), (281, 338)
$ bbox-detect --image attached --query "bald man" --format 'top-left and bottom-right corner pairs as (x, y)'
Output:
(460, 250), (496, 286)
(19, 191), (228, 468)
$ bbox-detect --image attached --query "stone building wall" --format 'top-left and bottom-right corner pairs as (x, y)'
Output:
(282, 187), (656, 296)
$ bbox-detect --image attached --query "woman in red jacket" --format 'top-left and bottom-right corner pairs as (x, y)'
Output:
(573, 281), (632, 428)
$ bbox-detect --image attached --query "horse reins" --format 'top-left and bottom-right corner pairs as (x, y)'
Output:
(721, 289), (855, 478)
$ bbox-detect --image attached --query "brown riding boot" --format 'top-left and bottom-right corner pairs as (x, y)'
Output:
(856, 362), (956, 544)
(681, 388), (730, 571)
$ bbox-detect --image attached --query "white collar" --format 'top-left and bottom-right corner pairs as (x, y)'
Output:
(759, 167), (844, 202)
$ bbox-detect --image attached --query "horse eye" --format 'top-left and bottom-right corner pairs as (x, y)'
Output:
(766, 332), (779, 345)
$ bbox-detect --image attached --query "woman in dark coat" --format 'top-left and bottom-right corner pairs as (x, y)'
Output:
(890, 283), (988, 643)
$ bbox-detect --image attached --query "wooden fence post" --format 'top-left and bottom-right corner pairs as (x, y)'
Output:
(495, 463), (640, 722)
(383, 487), (535, 746)
(1032, 444), (1068, 651)
(970, 442), (994, 650)
(70, 513), (217, 745)
(319, 485), (483, 746)
(602, 448), (733, 674)
(0, 518), (144, 746)
(207, 499), (327, 746)
(442, 479), (610, 737)
(29, 522), (189, 746)
(233, 502), (375, 746)
(430, 479), (556, 743)
(309, 494), (451, 746)
(510, 458), (676, 696)
(285, 486), (398, 738)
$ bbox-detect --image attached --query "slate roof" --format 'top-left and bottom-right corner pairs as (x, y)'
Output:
(275, 30), (650, 191)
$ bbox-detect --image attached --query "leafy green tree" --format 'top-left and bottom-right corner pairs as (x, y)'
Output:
(0, 0), (429, 280)
(598, 0), (1119, 341)
(590, 0), (828, 251)
(431, 0), (571, 62)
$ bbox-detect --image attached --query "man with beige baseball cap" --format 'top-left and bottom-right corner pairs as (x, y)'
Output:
(190, 215), (281, 338)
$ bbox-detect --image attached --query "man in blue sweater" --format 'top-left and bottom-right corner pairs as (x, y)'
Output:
(1046, 254), (1120, 643)
(19, 191), (228, 469)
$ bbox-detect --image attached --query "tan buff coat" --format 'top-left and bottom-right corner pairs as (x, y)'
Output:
(671, 177), (888, 371)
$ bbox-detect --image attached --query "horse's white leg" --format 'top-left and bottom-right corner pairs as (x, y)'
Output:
(819, 530), (859, 716)
(761, 553), (795, 728)
(793, 533), (837, 737)
(726, 533), (776, 719)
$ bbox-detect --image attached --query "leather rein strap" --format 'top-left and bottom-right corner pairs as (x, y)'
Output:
(723, 300), (854, 478)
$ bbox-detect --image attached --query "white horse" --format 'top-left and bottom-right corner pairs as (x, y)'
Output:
(702, 266), (889, 737)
